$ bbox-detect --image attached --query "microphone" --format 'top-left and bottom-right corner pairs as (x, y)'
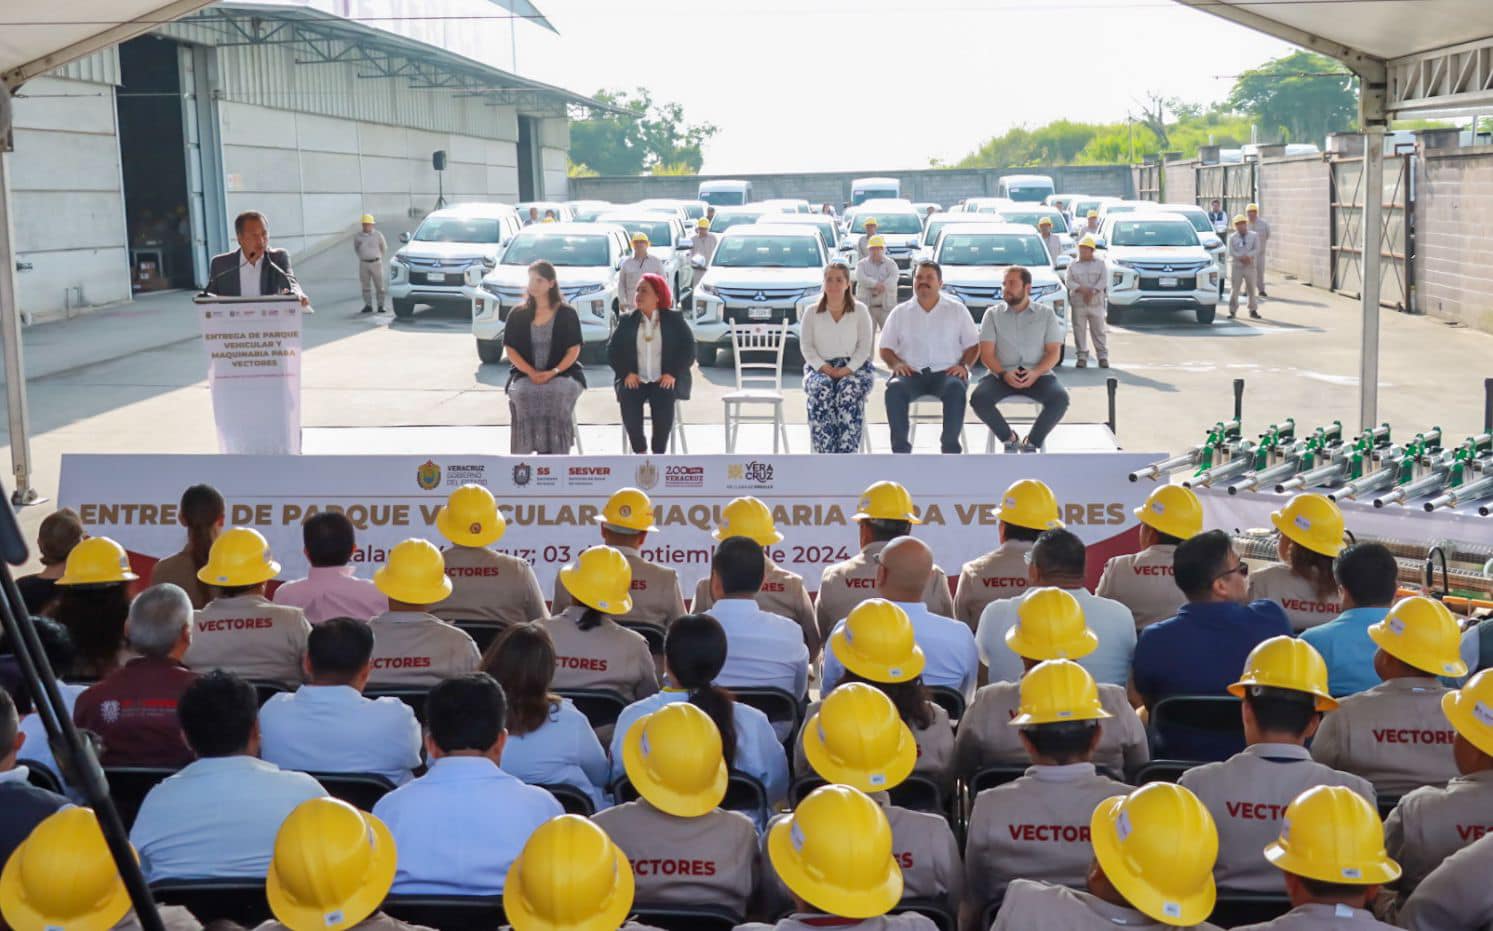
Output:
(199, 252), (252, 296)
(263, 253), (312, 312)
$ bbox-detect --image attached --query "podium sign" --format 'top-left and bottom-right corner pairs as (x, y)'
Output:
(195, 295), (303, 454)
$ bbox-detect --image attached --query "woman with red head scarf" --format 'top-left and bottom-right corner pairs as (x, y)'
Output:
(607, 273), (697, 454)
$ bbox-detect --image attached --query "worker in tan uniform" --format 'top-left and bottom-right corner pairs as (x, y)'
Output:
(1247, 494), (1345, 632)
(855, 217), (881, 260)
(619, 232), (665, 316)
(503, 815), (661, 931)
(186, 527), (311, 684)
(953, 479), (1062, 631)
(1227, 215), (1261, 320)
(817, 481), (954, 643)
(963, 659), (1131, 931)
(765, 683), (962, 919)
(954, 587), (1148, 783)
(1065, 235), (1109, 369)
(1246, 203), (1271, 297)
(367, 538), (480, 688)
(432, 484), (547, 629)
(593, 702), (759, 918)
(1179, 636), (1376, 894)
(1036, 216), (1063, 261)
(1076, 209), (1101, 243)
(543, 545), (658, 701)
(553, 487), (685, 632)
(1398, 832), (1493, 931)
(692, 497), (819, 661)
(354, 213), (388, 314)
(991, 782), (1222, 931)
(1310, 596), (1468, 797)
(1097, 484), (1201, 629)
(855, 236), (900, 330)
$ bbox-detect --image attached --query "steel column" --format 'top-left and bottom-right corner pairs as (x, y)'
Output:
(0, 146), (36, 506)
(1359, 129), (1385, 431)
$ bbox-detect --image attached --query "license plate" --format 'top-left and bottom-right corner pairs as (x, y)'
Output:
(427, 272), (446, 283)
(1159, 276), (1178, 287)
(747, 306), (773, 320)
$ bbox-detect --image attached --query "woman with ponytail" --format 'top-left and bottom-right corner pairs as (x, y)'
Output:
(541, 545), (658, 702)
(147, 484), (224, 608)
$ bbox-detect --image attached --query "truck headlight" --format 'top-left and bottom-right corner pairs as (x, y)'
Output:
(481, 281), (502, 299)
(572, 283), (604, 296)
(1111, 272), (1124, 286)
(591, 301), (607, 319)
(699, 282), (718, 297)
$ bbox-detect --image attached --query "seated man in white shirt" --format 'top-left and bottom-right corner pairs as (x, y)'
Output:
(258, 616), (423, 786)
(130, 671), (327, 882)
(372, 673), (562, 895)
(705, 536), (810, 700)
(879, 261), (980, 454)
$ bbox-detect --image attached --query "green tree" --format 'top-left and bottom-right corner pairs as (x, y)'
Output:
(567, 161), (599, 178)
(568, 88), (719, 176)
(1227, 51), (1358, 143)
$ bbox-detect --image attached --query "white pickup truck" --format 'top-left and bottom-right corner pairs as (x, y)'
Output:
(1097, 212), (1222, 324)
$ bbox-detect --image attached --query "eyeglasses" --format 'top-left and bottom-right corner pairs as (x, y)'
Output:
(1214, 561), (1249, 582)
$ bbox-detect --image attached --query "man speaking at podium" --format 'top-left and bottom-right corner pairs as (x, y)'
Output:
(207, 210), (309, 305)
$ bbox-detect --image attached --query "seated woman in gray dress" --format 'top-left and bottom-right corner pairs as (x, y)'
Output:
(502, 260), (586, 454)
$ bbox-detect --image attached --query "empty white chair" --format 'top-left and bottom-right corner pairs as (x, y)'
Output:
(723, 321), (791, 453)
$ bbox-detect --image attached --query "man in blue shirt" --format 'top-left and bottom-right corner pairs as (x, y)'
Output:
(1301, 543), (1398, 697)
(0, 689), (67, 868)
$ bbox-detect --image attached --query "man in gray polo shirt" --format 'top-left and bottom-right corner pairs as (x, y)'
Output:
(969, 266), (1069, 453)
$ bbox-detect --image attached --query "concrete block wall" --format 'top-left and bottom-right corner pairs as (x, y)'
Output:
(1257, 156), (1332, 289)
(1416, 145), (1493, 332)
(1162, 161), (1197, 206)
(539, 117), (569, 202)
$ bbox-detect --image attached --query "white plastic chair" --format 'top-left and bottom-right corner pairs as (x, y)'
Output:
(983, 395), (1043, 452)
(616, 400), (688, 454)
(723, 321), (790, 453)
(907, 397), (967, 451)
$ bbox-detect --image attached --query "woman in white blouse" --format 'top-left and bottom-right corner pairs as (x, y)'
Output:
(799, 261), (876, 453)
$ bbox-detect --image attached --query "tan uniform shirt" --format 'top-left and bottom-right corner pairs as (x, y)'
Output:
(256, 914), (432, 931)
(793, 700), (954, 793)
(619, 254), (666, 314)
(1247, 564), (1343, 632)
(433, 545), (547, 628)
(735, 915), (937, 931)
(1065, 258), (1107, 312)
(593, 799), (759, 916)
(552, 546), (685, 631)
(149, 547), (212, 609)
(185, 594), (311, 684)
(1310, 677), (1459, 797)
(1096, 544), (1182, 629)
(1384, 769), (1493, 898)
(953, 541), (1033, 631)
(1397, 832), (1493, 931)
(353, 230), (388, 262)
(693, 560), (819, 661)
(855, 256), (901, 321)
(542, 606), (659, 701)
(815, 541), (955, 641)
(1179, 743), (1377, 893)
(953, 682), (1147, 781)
(1233, 903), (1396, 931)
(366, 610), (480, 687)
(993, 879), (1222, 931)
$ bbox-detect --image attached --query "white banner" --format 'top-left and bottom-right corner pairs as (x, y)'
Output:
(59, 452), (1165, 594)
(197, 297), (302, 455)
(1197, 487), (1493, 547)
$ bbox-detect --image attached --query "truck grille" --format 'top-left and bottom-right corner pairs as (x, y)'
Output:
(714, 286), (807, 302)
(1139, 277), (1197, 291)
(1126, 261), (1210, 275)
(724, 307), (794, 326)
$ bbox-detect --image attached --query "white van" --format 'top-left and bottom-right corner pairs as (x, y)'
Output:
(998, 174), (1056, 203)
(698, 180), (753, 206)
(851, 177), (901, 206)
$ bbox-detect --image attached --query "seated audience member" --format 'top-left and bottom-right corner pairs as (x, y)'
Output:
(502, 260), (586, 455)
(992, 782), (1221, 930)
(762, 684), (962, 920)
(149, 483), (224, 609)
(15, 507), (84, 615)
(373, 673), (562, 894)
(542, 546), (658, 701)
(258, 617), (422, 786)
(964, 661), (1130, 929)
(610, 613), (788, 804)
(1247, 493), (1346, 632)
(1097, 484), (1201, 629)
(878, 260), (979, 457)
(483, 623), (609, 811)
(594, 703), (760, 916)
(608, 272), (695, 455)
(0, 689), (67, 867)
(10, 617), (83, 793)
(1179, 637), (1375, 893)
(970, 266), (1070, 453)
(1234, 786), (1401, 930)
(431, 484), (546, 628)
(553, 487), (686, 630)
(2, 808), (203, 931)
(1398, 832), (1493, 931)
(503, 815), (658, 931)
(975, 529), (1136, 687)
(130, 671), (327, 882)
(74, 584), (199, 767)
(271, 512), (387, 623)
(368, 539), (480, 688)
(702, 536), (809, 700)
(801, 260), (876, 453)
(954, 588), (1147, 781)
(953, 479), (1058, 630)
(1310, 596), (1466, 796)
(55, 536), (138, 680)
(187, 528), (311, 684)
(1300, 543), (1399, 697)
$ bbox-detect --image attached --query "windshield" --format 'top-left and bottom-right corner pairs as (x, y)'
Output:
(761, 219), (835, 253)
(1104, 204), (1140, 217)
(1167, 209), (1213, 233)
(1109, 221), (1199, 248)
(413, 217), (501, 244)
(700, 189), (746, 206)
(606, 219), (674, 247)
(937, 233), (1051, 267)
(999, 211), (1069, 234)
(570, 207), (606, 223)
(713, 235), (823, 268)
(711, 212), (767, 234)
(678, 203), (705, 220)
(501, 233), (611, 267)
(850, 213), (921, 234)
(1004, 184), (1053, 203)
(923, 221), (955, 246)
(852, 188), (899, 206)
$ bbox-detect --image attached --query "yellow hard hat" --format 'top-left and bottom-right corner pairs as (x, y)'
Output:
(542, 217), (556, 223)
(266, 798), (397, 931)
(714, 496), (781, 546)
(867, 235), (887, 248)
(1232, 214), (1248, 225)
(373, 538), (453, 605)
(631, 231), (650, 244)
(802, 682), (917, 792)
(766, 785), (903, 919)
(1247, 203), (1260, 212)
(57, 537), (138, 587)
(864, 217), (879, 227)
(195, 527), (280, 588)
(1010, 659), (1113, 727)
(1038, 216), (1053, 227)
(435, 484), (507, 547)
(1263, 786), (1401, 885)
(1441, 669), (1493, 758)
(595, 487), (658, 534)
(852, 481), (921, 524)
(1368, 596), (1468, 677)
(1228, 635), (1337, 711)
(994, 478), (1064, 531)
(1006, 587), (1097, 661)
(697, 217), (711, 229)
(1090, 783), (1218, 926)
(829, 598), (926, 684)
(504, 815), (635, 931)
(1134, 485), (1203, 540)
(0, 807), (134, 931)
(621, 702), (728, 817)
(558, 545), (633, 615)
(1086, 209), (1099, 218)
(1078, 235), (1098, 249)
(1270, 493), (1345, 557)
(360, 214), (375, 224)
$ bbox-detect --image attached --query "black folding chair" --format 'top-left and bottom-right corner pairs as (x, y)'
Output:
(631, 904), (742, 931)
(1209, 892), (1292, 927)
(888, 773), (944, 814)
(305, 772), (396, 812)
(364, 687), (431, 724)
(248, 679), (290, 707)
(1147, 695), (1245, 762)
(980, 892), (1005, 931)
(789, 775), (827, 807)
(452, 620), (508, 655)
(618, 620), (666, 655)
(1378, 794), (1402, 820)
(969, 765), (1032, 796)
(540, 782), (597, 815)
(18, 758), (62, 794)
(1131, 759), (1201, 785)
(926, 686), (966, 723)
(895, 897), (957, 931)
(150, 880), (272, 925)
(382, 894), (505, 931)
(731, 686), (805, 748)
(103, 766), (178, 830)
(557, 688), (629, 730)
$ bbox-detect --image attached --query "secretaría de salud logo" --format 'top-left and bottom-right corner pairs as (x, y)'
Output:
(416, 460), (442, 490)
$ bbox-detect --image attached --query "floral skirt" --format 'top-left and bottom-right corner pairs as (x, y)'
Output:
(803, 358), (875, 453)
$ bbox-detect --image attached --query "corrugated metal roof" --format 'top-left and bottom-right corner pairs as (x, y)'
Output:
(1177, 0), (1492, 62)
(1, 0), (217, 88)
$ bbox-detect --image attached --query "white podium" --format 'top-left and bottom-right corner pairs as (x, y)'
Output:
(194, 294), (303, 454)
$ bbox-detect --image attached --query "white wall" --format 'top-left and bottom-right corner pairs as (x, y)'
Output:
(539, 116), (569, 202)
